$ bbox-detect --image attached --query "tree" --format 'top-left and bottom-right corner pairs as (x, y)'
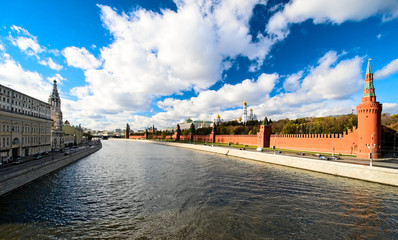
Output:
(282, 121), (298, 134)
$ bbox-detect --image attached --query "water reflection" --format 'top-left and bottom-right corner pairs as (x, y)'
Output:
(0, 140), (397, 239)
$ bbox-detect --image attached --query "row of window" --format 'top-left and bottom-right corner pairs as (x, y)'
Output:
(0, 123), (50, 134)
(0, 136), (51, 148)
(0, 86), (51, 118)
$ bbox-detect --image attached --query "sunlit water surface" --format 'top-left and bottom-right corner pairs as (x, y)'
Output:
(0, 140), (397, 239)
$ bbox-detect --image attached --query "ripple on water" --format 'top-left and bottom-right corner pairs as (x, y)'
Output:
(0, 140), (397, 239)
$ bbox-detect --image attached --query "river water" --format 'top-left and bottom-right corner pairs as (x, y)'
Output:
(0, 140), (397, 239)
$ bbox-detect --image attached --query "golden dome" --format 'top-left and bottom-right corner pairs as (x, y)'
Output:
(217, 114), (221, 119)
(243, 100), (247, 106)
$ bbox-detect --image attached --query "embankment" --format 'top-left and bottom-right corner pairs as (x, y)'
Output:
(0, 144), (102, 197)
(155, 141), (398, 187)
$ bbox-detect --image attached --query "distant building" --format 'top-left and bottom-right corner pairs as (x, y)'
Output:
(179, 118), (212, 130)
(242, 100), (248, 124)
(63, 120), (84, 146)
(0, 84), (52, 159)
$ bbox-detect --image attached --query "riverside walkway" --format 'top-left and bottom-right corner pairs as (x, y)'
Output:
(145, 140), (398, 187)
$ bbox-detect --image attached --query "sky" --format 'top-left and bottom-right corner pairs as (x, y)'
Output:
(0, 0), (398, 131)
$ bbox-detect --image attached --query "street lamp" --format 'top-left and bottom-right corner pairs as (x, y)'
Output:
(366, 132), (376, 167)
(394, 132), (398, 158)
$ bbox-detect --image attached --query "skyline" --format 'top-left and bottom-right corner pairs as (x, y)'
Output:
(1, 0), (398, 131)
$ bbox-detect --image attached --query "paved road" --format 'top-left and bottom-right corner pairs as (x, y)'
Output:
(0, 144), (98, 176)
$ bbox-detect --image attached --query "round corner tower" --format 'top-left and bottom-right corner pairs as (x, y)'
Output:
(356, 59), (382, 158)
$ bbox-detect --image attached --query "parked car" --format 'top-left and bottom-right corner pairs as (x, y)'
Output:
(34, 155), (43, 160)
(13, 158), (23, 165)
(319, 155), (328, 160)
(256, 147), (263, 152)
(42, 151), (49, 155)
(329, 156), (341, 160)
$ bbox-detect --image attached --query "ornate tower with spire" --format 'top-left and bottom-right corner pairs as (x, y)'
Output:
(48, 80), (64, 150)
(242, 100), (248, 124)
(356, 59), (382, 158)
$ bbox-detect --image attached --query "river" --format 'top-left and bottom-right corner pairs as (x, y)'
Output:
(0, 140), (397, 239)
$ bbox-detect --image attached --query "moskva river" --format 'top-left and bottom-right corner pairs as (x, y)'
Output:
(1, 140), (397, 239)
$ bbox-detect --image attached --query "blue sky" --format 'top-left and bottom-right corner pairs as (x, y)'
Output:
(0, 0), (398, 130)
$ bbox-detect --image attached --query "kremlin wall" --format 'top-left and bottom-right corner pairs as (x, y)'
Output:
(129, 60), (383, 159)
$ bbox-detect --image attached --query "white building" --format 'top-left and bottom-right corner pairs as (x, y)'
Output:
(0, 84), (52, 159)
(242, 100), (248, 124)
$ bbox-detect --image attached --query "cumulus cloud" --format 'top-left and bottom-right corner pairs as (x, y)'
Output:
(62, 47), (101, 70)
(47, 73), (66, 84)
(267, 0), (398, 39)
(0, 58), (51, 101)
(39, 57), (63, 70)
(383, 103), (398, 114)
(62, 1), (274, 125)
(283, 71), (303, 92)
(374, 58), (398, 79)
(9, 25), (44, 56)
(150, 51), (363, 130)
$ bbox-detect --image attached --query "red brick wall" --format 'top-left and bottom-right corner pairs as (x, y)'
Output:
(269, 127), (358, 155)
(214, 135), (258, 145)
(129, 135), (146, 139)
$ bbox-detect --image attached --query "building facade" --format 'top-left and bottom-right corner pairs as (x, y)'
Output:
(63, 120), (84, 146)
(48, 80), (64, 150)
(0, 84), (52, 160)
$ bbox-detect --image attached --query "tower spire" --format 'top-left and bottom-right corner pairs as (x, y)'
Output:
(362, 58), (376, 102)
(366, 58), (372, 74)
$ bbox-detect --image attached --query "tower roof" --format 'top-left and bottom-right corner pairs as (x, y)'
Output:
(243, 100), (247, 106)
(50, 79), (60, 98)
(262, 115), (269, 126)
(366, 58), (372, 74)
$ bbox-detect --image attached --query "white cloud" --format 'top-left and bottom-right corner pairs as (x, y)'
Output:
(283, 71), (303, 92)
(11, 36), (43, 56)
(267, 0), (398, 39)
(377, 33), (382, 40)
(62, 47), (101, 70)
(47, 73), (66, 84)
(374, 58), (398, 79)
(0, 58), (51, 101)
(61, 1), (275, 129)
(39, 57), (63, 70)
(147, 51), (363, 131)
(383, 103), (398, 114)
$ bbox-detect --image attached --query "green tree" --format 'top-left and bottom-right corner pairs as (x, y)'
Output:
(282, 121), (298, 134)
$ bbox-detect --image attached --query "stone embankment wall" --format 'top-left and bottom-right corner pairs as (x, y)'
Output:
(0, 144), (102, 197)
(156, 142), (398, 187)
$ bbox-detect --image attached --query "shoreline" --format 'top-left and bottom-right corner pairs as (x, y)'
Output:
(146, 140), (398, 187)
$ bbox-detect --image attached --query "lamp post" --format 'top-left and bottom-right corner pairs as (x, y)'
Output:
(367, 133), (376, 167)
(274, 134), (277, 154)
(394, 132), (398, 158)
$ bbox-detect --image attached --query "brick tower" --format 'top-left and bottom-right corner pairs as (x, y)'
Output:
(257, 116), (272, 148)
(356, 59), (382, 158)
